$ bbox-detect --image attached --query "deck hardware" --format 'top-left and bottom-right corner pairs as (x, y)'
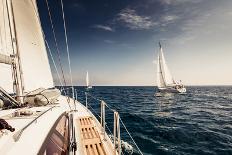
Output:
(13, 106), (56, 142)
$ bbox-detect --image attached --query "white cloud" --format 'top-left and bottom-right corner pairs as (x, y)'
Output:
(160, 0), (202, 5)
(104, 40), (115, 44)
(117, 8), (158, 30)
(93, 25), (114, 32)
(162, 15), (179, 22)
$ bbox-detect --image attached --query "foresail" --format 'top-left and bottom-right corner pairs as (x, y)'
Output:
(11, 0), (54, 92)
(157, 55), (166, 88)
(159, 47), (176, 86)
(0, 0), (14, 92)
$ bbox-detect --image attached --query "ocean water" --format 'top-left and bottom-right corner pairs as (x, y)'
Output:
(70, 86), (232, 155)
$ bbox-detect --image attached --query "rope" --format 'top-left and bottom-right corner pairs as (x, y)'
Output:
(1, 0), (8, 54)
(29, 0), (72, 110)
(0, 0), (3, 52)
(85, 91), (143, 155)
(119, 117), (143, 155)
(86, 92), (102, 102)
(28, 0), (64, 90)
(45, 40), (63, 88)
(60, 0), (74, 98)
(45, 0), (67, 89)
(88, 104), (101, 119)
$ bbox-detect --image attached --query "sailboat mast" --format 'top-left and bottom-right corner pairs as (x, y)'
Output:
(6, 0), (24, 103)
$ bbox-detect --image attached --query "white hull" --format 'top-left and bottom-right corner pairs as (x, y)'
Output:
(158, 86), (186, 93)
(87, 85), (92, 89)
(0, 95), (116, 155)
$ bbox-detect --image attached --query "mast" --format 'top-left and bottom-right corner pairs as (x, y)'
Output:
(1, 0), (55, 103)
(8, 0), (54, 92)
(5, 0), (24, 103)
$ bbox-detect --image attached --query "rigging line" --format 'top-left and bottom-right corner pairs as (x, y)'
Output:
(45, 0), (67, 88)
(28, 0), (65, 92)
(30, 0), (64, 89)
(60, 0), (74, 98)
(85, 92), (117, 112)
(45, 39), (72, 110)
(45, 40), (64, 90)
(0, 0), (3, 52)
(1, 0), (7, 54)
(29, 0), (72, 110)
(119, 117), (144, 155)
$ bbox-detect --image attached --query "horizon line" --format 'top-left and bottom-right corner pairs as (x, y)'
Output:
(55, 84), (232, 87)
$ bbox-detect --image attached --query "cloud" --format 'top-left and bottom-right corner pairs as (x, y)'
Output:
(93, 25), (114, 32)
(162, 15), (179, 22)
(116, 8), (158, 30)
(160, 0), (202, 5)
(104, 40), (115, 44)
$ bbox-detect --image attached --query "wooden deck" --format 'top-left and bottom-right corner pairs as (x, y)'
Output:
(77, 117), (107, 155)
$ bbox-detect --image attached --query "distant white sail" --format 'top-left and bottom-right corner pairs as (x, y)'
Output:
(0, 0), (54, 93)
(86, 71), (89, 87)
(156, 55), (166, 88)
(157, 44), (176, 88)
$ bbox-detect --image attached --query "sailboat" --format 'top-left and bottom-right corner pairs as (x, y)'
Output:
(156, 42), (186, 93)
(0, 0), (129, 154)
(86, 71), (92, 89)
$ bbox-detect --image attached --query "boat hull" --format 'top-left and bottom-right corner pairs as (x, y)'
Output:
(158, 87), (186, 93)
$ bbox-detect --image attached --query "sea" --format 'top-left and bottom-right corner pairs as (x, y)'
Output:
(67, 86), (232, 155)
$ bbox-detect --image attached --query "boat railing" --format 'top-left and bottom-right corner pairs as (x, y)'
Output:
(77, 91), (143, 155)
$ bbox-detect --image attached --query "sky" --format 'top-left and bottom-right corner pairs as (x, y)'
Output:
(37, 0), (232, 86)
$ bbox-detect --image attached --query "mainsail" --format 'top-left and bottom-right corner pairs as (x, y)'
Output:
(0, 0), (54, 93)
(157, 43), (176, 88)
(156, 55), (166, 88)
(0, 0), (14, 93)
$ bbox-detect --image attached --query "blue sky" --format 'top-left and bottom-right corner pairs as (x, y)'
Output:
(37, 0), (232, 86)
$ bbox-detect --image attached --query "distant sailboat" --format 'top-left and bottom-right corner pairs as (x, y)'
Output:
(86, 71), (92, 89)
(0, 1), (122, 154)
(156, 42), (186, 93)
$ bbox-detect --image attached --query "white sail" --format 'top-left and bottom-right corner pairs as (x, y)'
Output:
(0, 0), (15, 93)
(156, 55), (166, 88)
(86, 71), (89, 87)
(159, 46), (176, 86)
(0, 0), (54, 93)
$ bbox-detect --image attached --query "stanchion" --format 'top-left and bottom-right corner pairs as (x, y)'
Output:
(101, 100), (106, 140)
(85, 92), (88, 109)
(114, 111), (121, 155)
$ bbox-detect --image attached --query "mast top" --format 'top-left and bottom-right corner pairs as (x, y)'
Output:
(159, 42), (162, 49)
